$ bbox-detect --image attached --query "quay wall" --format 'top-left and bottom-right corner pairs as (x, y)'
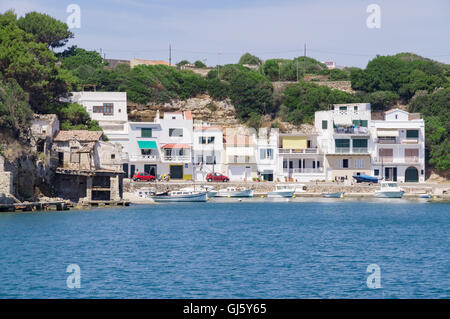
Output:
(125, 179), (449, 196)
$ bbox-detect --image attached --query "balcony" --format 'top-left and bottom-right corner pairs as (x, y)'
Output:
(162, 155), (191, 162)
(279, 148), (318, 154)
(374, 156), (419, 164)
(129, 154), (158, 162)
(283, 168), (324, 174)
(334, 127), (369, 135)
(334, 147), (368, 154)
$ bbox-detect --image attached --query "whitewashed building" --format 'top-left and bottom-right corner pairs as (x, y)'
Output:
(369, 108), (425, 183)
(315, 103), (372, 182)
(192, 125), (223, 181)
(256, 128), (279, 182)
(276, 128), (325, 182)
(223, 127), (258, 181)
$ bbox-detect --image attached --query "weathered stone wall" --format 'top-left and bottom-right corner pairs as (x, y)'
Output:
(0, 172), (13, 195)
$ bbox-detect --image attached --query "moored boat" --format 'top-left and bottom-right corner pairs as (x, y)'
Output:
(151, 190), (208, 202)
(373, 181), (405, 198)
(322, 192), (344, 198)
(216, 187), (253, 198)
(267, 184), (295, 198)
(180, 185), (217, 199)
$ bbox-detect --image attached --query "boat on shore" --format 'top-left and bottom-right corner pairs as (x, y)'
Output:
(322, 192), (344, 198)
(352, 174), (379, 183)
(267, 184), (295, 198)
(151, 190), (208, 202)
(180, 185), (217, 199)
(374, 181), (405, 198)
(216, 187), (253, 198)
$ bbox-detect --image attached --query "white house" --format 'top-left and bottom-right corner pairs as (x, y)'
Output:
(276, 127), (326, 182)
(156, 111), (194, 180)
(369, 108), (425, 183)
(256, 128), (279, 182)
(192, 125), (223, 181)
(315, 103), (372, 182)
(223, 127), (258, 181)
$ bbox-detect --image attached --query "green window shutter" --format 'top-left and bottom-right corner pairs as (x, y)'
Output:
(353, 139), (368, 148)
(322, 120), (328, 129)
(335, 139), (350, 148)
(141, 128), (152, 137)
(406, 130), (418, 138)
(352, 120), (368, 127)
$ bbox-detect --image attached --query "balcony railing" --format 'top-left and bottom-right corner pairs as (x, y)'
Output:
(279, 148), (318, 154)
(283, 168), (324, 174)
(335, 147), (350, 153)
(374, 156), (419, 163)
(352, 147), (369, 154)
(334, 147), (368, 154)
(334, 127), (369, 135)
(162, 155), (191, 162)
(129, 154), (158, 162)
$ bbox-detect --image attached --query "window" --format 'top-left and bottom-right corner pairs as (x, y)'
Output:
(93, 103), (114, 115)
(283, 161), (287, 169)
(343, 159), (349, 168)
(199, 136), (215, 144)
(206, 156), (216, 164)
(354, 106), (358, 111)
(353, 139), (368, 148)
(169, 128), (183, 137)
(339, 106), (347, 111)
(260, 148), (273, 160)
(322, 120), (328, 129)
(141, 149), (152, 155)
(406, 130), (419, 138)
(141, 128), (152, 137)
(374, 169), (379, 176)
(335, 139), (350, 148)
(111, 154), (115, 160)
(103, 103), (113, 115)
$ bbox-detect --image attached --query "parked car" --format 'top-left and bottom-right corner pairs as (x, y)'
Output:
(132, 172), (156, 182)
(206, 172), (229, 182)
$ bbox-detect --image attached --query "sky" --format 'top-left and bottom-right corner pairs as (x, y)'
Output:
(1, 0), (449, 68)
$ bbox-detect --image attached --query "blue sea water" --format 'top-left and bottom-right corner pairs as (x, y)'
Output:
(0, 199), (449, 298)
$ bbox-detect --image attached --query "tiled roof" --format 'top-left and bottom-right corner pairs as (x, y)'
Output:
(161, 143), (192, 149)
(54, 130), (103, 142)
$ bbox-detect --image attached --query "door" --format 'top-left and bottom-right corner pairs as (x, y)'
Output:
(122, 163), (129, 178)
(393, 167), (397, 182)
(130, 165), (135, 178)
(170, 165), (183, 179)
(385, 167), (391, 181)
(144, 164), (156, 176)
(405, 167), (419, 182)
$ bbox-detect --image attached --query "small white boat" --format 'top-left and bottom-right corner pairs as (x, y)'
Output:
(267, 184), (295, 198)
(180, 185), (217, 199)
(418, 193), (432, 199)
(216, 187), (254, 198)
(374, 181), (405, 198)
(151, 190), (207, 202)
(135, 188), (156, 199)
(322, 192), (344, 198)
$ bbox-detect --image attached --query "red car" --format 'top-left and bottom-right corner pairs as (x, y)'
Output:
(132, 172), (155, 182)
(206, 172), (229, 182)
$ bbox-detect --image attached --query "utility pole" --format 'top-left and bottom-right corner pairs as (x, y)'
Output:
(303, 43), (306, 78)
(217, 51), (222, 79)
(169, 44), (172, 66)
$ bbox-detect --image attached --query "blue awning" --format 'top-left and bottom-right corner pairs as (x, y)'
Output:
(138, 141), (157, 149)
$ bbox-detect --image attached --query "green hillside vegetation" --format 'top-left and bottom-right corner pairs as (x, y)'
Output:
(0, 10), (100, 135)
